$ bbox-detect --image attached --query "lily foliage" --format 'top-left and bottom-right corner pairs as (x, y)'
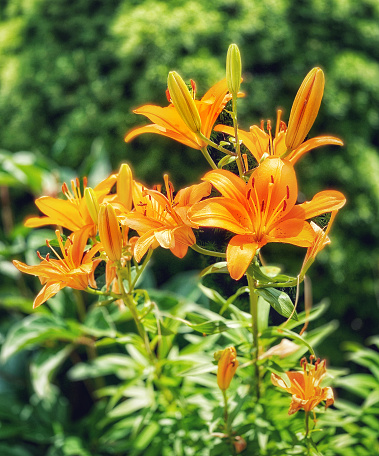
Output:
(9, 45), (357, 456)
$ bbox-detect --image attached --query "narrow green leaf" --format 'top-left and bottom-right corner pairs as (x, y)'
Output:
(199, 262), (229, 277)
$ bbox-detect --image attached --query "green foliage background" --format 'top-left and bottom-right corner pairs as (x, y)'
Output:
(1, 0), (378, 354)
(0, 0), (379, 453)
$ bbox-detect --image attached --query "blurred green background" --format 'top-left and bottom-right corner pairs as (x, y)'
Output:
(1, 0), (378, 365)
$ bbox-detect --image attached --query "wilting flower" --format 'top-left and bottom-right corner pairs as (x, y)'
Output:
(215, 346), (239, 391)
(125, 79), (233, 150)
(121, 176), (211, 261)
(259, 339), (300, 360)
(12, 228), (101, 308)
(189, 157), (346, 280)
(271, 356), (334, 415)
(299, 211), (338, 280)
(25, 174), (117, 235)
(215, 67), (342, 165)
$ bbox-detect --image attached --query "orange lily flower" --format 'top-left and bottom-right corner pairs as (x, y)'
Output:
(271, 356), (334, 415)
(124, 79), (232, 150)
(189, 157), (346, 280)
(121, 176), (211, 261)
(25, 174), (117, 235)
(13, 228), (101, 308)
(214, 112), (343, 165)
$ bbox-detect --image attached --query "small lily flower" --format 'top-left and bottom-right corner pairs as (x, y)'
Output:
(12, 228), (101, 308)
(125, 79), (233, 150)
(121, 177), (211, 261)
(98, 204), (123, 263)
(189, 157), (346, 280)
(215, 346), (239, 391)
(25, 174), (117, 235)
(271, 356), (334, 415)
(214, 111), (343, 166)
(286, 67), (325, 151)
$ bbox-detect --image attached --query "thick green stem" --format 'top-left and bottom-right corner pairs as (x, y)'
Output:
(190, 243), (226, 258)
(247, 273), (260, 399)
(200, 146), (218, 169)
(198, 133), (237, 156)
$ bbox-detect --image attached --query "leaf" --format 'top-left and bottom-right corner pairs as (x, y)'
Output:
(199, 262), (229, 277)
(82, 306), (117, 338)
(186, 319), (250, 335)
(1, 314), (82, 362)
(31, 345), (73, 399)
(198, 283), (226, 307)
(256, 288), (298, 320)
(218, 155), (237, 168)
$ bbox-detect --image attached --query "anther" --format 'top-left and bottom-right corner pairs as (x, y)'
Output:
(283, 200), (287, 211)
(286, 185), (290, 199)
(270, 175), (274, 183)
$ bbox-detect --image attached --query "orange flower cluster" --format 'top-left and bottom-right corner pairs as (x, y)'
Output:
(13, 64), (346, 309)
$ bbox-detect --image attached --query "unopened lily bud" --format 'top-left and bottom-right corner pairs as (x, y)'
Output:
(117, 163), (133, 212)
(98, 204), (122, 262)
(226, 44), (242, 95)
(167, 71), (202, 133)
(84, 187), (100, 225)
(215, 346), (238, 391)
(286, 67), (325, 150)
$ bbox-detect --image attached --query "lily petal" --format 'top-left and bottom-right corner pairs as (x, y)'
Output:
(190, 197), (251, 234)
(226, 235), (261, 280)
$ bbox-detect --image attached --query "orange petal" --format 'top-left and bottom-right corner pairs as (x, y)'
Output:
(202, 169), (247, 207)
(214, 124), (268, 162)
(288, 136), (344, 164)
(33, 281), (66, 308)
(226, 235), (261, 280)
(125, 124), (202, 150)
(189, 198), (251, 234)
(25, 197), (84, 231)
(174, 181), (212, 207)
(154, 228), (175, 249)
(266, 219), (315, 247)
(288, 190), (346, 220)
(199, 79), (231, 137)
(134, 230), (156, 262)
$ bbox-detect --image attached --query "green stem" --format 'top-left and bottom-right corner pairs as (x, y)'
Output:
(231, 96), (244, 178)
(247, 273), (260, 399)
(200, 146), (218, 169)
(222, 390), (236, 456)
(117, 269), (155, 362)
(198, 133), (237, 156)
(191, 243), (226, 258)
(130, 248), (153, 292)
